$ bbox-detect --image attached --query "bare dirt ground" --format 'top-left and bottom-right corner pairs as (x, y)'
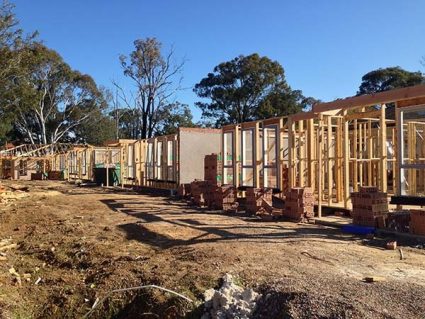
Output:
(1, 180), (425, 319)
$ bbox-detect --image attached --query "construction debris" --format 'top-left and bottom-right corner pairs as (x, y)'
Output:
(364, 276), (386, 283)
(0, 243), (17, 251)
(0, 183), (30, 204)
(386, 241), (397, 250)
(256, 199), (283, 221)
(0, 238), (17, 252)
(399, 248), (404, 260)
(386, 212), (410, 233)
(201, 274), (260, 319)
(246, 188), (273, 215)
(9, 267), (22, 286)
(8, 184), (29, 192)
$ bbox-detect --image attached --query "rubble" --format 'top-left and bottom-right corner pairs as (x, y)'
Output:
(9, 267), (22, 286)
(0, 238), (17, 251)
(386, 241), (397, 250)
(201, 274), (260, 319)
(0, 183), (30, 204)
(9, 184), (30, 192)
(386, 212), (410, 233)
(246, 188), (273, 215)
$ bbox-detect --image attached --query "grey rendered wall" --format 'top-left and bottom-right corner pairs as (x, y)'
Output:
(179, 128), (221, 184)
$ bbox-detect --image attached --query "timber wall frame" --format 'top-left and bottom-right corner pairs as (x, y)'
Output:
(65, 145), (96, 181)
(0, 143), (90, 180)
(3, 84), (425, 203)
(221, 84), (425, 215)
(0, 127), (220, 189)
(106, 127), (220, 190)
(143, 134), (179, 189)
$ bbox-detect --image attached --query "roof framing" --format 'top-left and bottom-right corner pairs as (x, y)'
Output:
(314, 84), (425, 113)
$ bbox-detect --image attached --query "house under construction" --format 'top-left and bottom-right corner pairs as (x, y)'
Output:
(1, 127), (221, 189)
(221, 84), (425, 213)
(1, 85), (424, 212)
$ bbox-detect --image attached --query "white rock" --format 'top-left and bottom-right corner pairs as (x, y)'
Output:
(202, 273), (260, 319)
(204, 288), (216, 302)
(241, 288), (258, 303)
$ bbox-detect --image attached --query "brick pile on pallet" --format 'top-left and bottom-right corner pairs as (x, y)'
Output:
(351, 186), (388, 227)
(190, 180), (211, 207)
(283, 187), (314, 221)
(410, 210), (425, 236)
(209, 184), (238, 212)
(245, 188), (273, 214)
(204, 154), (223, 186)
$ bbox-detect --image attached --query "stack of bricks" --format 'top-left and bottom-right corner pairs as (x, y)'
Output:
(47, 171), (62, 180)
(209, 184), (238, 212)
(177, 183), (191, 198)
(190, 180), (211, 207)
(204, 154), (223, 186)
(351, 186), (388, 227)
(410, 210), (425, 236)
(284, 187), (314, 221)
(245, 188), (273, 214)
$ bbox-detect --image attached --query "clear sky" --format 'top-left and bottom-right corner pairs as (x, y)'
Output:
(12, 0), (425, 120)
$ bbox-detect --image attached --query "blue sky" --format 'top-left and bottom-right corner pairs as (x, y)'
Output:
(13, 0), (425, 120)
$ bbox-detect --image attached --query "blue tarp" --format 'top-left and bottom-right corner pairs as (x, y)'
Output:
(342, 225), (375, 235)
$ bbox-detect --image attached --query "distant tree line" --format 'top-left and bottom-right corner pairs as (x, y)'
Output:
(0, 0), (424, 146)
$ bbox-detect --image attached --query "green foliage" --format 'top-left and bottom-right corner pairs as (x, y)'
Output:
(74, 110), (116, 145)
(115, 108), (143, 139)
(154, 102), (195, 136)
(358, 66), (424, 95)
(257, 89), (319, 119)
(194, 53), (312, 126)
(4, 43), (104, 144)
(0, 0), (33, 143)
(0, 0), (27, 48)
(0, 1), (105, 145)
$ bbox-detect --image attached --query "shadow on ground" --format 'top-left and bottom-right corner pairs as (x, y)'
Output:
(100, 196), (358, 250)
